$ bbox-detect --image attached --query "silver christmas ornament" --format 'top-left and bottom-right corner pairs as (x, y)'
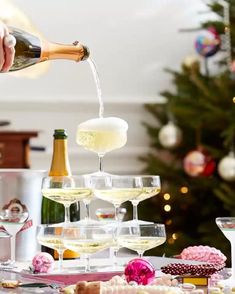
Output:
(158, 121), (182, 148)
(218, 152), (235, 181)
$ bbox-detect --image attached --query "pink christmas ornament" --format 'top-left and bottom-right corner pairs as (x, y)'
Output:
(32, 252), (54, 273)
(180, 245), (226, 264)
(124, 258), (155, 285)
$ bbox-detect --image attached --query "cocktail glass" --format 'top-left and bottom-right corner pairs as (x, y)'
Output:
(129, 175), (161, 225)
(41, 175), (93, 223)
(76, 117), (128, 175)
(117, 223), (166, 258)
(92, 175), (142, 222)
(63, 223), (114, 272)
(92, 175), (142, 269)
(37, 224), (65, 272)
(0, 209), (28, 262)
(96, 207), (126, 270)
(216, 217), (235, 284)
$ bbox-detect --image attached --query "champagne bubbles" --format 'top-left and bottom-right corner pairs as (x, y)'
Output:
(77, 117), (128, 155)
(78, 117), (128, 132)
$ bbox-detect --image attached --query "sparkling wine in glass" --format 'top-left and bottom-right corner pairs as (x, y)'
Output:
(92, 175), (142, 221)
(63, 223), (114, 272)
(96, 207), (126, 270)
(76, 117), (128, 174)
(216, 217), (235, 284)
(92, 175), (142, 269)
(130, 175), (161, 225)
(37, 224), (65, 272)
(41, 175), (93, 223)
(0, 209), (28, 262)
(118, 223), (166, 258)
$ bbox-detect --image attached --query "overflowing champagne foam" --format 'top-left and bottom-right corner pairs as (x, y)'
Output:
(78, 117), (128, 132)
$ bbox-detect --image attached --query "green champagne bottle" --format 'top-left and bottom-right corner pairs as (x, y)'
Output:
(41, 129), (80, 259)
(7, 27), (89, 72)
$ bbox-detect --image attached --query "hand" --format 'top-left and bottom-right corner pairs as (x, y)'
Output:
(0, 21), (16, 72)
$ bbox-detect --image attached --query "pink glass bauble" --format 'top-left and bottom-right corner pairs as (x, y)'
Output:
(32, 252), (54, 273)
(124, 258), (155, 285)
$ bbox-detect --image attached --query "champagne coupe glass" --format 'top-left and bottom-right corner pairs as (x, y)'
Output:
(76, 117), (128, 175)
(117, 223), (166, 258)
(63, 223), (114, 272)
(92, 175), (142, 221)
(216, 217), (235, 284)
(92, 175), (142, 268)
(96, 207), (126, 270)
(130, 175), (161, 225)
(0, 209), (28, 262)
(37, 224), (65, 272)
(41, 175), (93, 223)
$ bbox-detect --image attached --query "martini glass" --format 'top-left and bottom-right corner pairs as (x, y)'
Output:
(129, 175), (161, 225)
(216, 217), (235, 285)
(76, 117), (128, 175)
(41, 175), (93, 223)
(0, 209), (28, 262)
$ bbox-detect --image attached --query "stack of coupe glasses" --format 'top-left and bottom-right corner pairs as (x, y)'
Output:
(37, 117), (166, 273)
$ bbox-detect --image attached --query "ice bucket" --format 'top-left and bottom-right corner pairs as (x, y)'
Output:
(0, 169), (46, 261)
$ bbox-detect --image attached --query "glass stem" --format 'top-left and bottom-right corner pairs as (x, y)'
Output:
(84, 254), (91, 272)
(57, 250), (64, 272)
(98, 154), (104, 173)
(64, 204), (70, 223)
(84, 201), (90, 221)
(114, 205), (120, 222)
(10, 235), (16, 261)
(138, 251), (144, 258)
(231, 241), (235, 279)
(132, 201), (139, 221)
(112, 247), (119, 268)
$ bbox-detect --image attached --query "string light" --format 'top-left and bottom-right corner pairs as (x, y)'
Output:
(164, 204), (171, 212)
(172, 233), (178, 240)
(168, 237), (174, 245)
(164, 193), (171, 200)
(233, 97), (235, 103)
(166, 219), (172, 225)
(180, 186), (188, 194)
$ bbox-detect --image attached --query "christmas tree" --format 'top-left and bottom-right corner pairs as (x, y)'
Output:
(139, 0), (235, 263)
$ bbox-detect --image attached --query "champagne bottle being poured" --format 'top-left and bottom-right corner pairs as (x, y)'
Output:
(4, 27), (89, 72)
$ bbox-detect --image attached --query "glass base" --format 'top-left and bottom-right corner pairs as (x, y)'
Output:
(122, 219), (154, 226)
(73, 219), (100, 225)
(217, 277), (235, 288)
(84, 171), (113, 176)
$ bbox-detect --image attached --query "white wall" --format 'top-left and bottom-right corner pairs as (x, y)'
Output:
(0, 0), (209, 175)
